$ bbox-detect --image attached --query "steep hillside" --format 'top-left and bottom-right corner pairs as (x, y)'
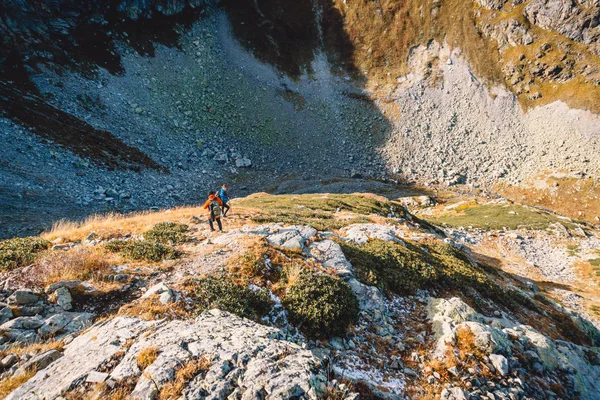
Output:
(1, 0), (600, 237)
(0, 193), (599, 399)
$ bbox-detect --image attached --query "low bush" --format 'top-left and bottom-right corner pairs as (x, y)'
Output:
(0, 237), (50, 270)
(282, 271), (359, 338)
(193, 277), (272, 321)
(144, 222), (189, 245)
(105, 240), (178, 262)
(339, 239), (518, 309)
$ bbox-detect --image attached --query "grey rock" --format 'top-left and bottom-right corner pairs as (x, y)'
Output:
(8, 312), (326, 400)
(0, 307), (13, 324)
(159, 290), (174, 305)
(0, 354), (18, 368)
(489, 354), (509, 376)
(441, 387), (467, 400)
(235, 157), (252, 168)
(38, 313), (73, 337)
(45, 280), (83, 294)
(7, 290), (39, 305)
(55, 287), (73, 311)
(1, 316), (44, 331)
(86, 370), (109, 383)
(14, 350), (62, 378)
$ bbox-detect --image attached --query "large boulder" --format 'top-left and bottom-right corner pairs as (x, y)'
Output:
(7, 311), (327, 400)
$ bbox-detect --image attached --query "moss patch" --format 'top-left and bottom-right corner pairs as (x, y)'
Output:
(236, 193), (396, 231)
(0, 237), (50, 271)
(427, 203), (562, 230)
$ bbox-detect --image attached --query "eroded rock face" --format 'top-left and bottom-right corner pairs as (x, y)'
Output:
(7, 311), (327, 400)
(525, 0), (600, 55)
(428, 297), (600, 400)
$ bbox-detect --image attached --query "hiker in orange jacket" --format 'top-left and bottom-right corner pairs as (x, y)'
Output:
(203, 191), (224, 232)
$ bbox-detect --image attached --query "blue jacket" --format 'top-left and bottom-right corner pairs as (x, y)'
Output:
(219, 187), (229, 203)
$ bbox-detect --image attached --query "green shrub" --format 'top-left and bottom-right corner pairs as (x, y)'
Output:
(144, 222), (189, 244)
(193, 277), (272, 321)
(105, 240), (178, 262)
(282, 271), (359, 338)
(0, 237), (50, 270)
(339, 239), (518, 308)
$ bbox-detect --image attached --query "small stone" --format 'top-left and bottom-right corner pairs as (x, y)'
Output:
(0, 354), (18, 368)
(448, 366), (459, 376)
(489, 354), (509, 376)
(86, 371), (109, 383)
(159, 291), (174, 305)
(0, 307), (13, 324)
(235, 157), (252, 168)
(441, 387), (467, 400)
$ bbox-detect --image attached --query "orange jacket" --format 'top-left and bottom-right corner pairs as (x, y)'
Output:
(203, 194), (223, 213)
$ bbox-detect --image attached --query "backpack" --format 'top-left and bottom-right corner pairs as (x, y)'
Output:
(210, 199), (222, 217)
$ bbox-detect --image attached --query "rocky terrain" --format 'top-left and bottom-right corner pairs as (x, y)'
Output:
(1, 0), (600, 238)
(1, 1), (600, 398)
(0, 193), (598, 399)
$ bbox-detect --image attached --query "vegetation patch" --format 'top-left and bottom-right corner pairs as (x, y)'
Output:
(144, 222), (189, 245)
(236, 193), (396, 231)
(105, 240), (178, 262)
(338, 238), (523, 311)
(32, 247), (112, 286)
(282, 271), (359, 338)
(192, 276), (272, 322)
(0, 237), (50, 271)
(427, 203), (562, 230)
(118, 295), (191, 321)
(0, 368), (36, 398)
(158, 356), (211, 400)
(137, 346), (159, 370)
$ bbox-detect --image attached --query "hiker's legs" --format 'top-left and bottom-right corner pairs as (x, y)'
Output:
(216, 217), (223, 231)
(222, 203), (230, 217)
(208, 217), (215, 231)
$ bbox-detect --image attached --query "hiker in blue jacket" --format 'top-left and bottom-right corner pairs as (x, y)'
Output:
(218, 184), (230, 217)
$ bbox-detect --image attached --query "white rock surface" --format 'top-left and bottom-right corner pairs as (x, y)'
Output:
(7, 311), (327, 400)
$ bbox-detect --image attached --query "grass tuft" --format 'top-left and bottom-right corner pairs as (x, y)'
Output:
(158, 356), (211, 400)
(137, 346), (159, 370)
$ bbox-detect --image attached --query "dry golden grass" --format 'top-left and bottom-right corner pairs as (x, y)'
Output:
(137, 346), (159, 370)
(0, 340), (65, 398)
(329, 0), (503, 89)
(0, 339), (64, 361)
(42, 206), (207, 243)
(158, 356), (211, 400)
(118, 295), (191, 321)
(32, 247), (114, 287)
(78, 376), (138, 400)
(0, 369), (35, 399)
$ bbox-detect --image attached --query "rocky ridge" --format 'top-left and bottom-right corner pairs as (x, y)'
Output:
(0, 193), (598, 399)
